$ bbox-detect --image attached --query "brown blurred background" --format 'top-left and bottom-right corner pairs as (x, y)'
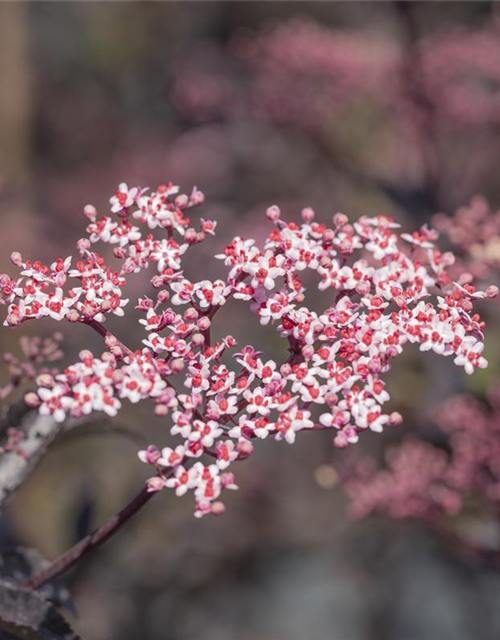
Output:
(2, 2), (500, 639)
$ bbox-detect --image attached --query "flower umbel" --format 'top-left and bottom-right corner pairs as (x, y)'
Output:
(1, 182), (494, 517)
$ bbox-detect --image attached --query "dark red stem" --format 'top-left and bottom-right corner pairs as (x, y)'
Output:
(22, 485), (154, 590)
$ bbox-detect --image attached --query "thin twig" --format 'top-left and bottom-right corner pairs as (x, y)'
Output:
(22, 485), (155, 590)
(85, 319), (134, 359)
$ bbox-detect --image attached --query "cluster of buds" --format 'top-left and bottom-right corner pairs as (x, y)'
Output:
(345, 385), (500, 521)
(0, 333), (64, 402)
(0, 180), (495, 516)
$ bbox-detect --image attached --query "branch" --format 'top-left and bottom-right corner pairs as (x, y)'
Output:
(84, 318), (134, 359)
(22, 484), (155, 590)
(0, 411), (61, 510)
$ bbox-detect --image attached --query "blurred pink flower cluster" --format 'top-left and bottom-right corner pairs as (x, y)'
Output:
(433, 196), (500, 281)
(174, 18), (500, 133)
(0, 181), (495, 517)
(415, 25), (500, 127)
(346, 387), (500, 521)
(174, 20), (394, 131)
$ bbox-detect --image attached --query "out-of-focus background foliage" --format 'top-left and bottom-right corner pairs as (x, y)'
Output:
(2, 2), (500, 639)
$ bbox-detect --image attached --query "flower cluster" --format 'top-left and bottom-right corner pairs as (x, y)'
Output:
(345, 386), (500, 521)
(172, 19), (500, 207)
(433, 196), (500, 283)
(174, 19), (500, 134)
(0, 333), (64, 402)
(174, 20), (393, 132)
(1, 181), (494, 516)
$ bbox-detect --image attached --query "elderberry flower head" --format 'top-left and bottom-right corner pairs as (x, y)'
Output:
(1, 180), (495, 517)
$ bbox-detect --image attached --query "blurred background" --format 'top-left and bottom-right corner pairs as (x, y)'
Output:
(2, 2), (500, 638)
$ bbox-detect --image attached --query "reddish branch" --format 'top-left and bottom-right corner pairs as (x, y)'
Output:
(85, 318), (134, 359)
(22, 485), (155, 590)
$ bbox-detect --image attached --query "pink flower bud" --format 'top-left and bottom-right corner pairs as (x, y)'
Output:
(389, 412), (403, 426)
(146, 476), (166, 492)
(333, 213), (349, 228)
(190, 189), (205, 205)
(325, 392), (338, 406)
(113, 247), (127, 259)
(211, 501), (226, 516)
(313, 322), (324, 334)
(356, 281), (371, 295)
(155, 404), (168, 417)
(24, 392), (41, 408)
(170, 358), (185, 373)
(185, 228), (198, 244)
(236, 441), (254, 459)
(333, 432), (349, 449)
(301, 345), (314, 360)
(441, 252), (455, 266)
(77, 238), (91, 253)
(111, 346), (124, 359)
(386, 346), (399, 359)
(66, 309), (80, 323)
(367, 359), (382, 374)
(10, 252), (22, 266)
(280, 363), (292, 377)
(84, 204), (97, 220)
(301, 207), (315, 223)
(487, 285), (499, 298)
(184, 307), (199, 321)
(101, 352), (116, 365)
(322, 229), (335, 243)
(461, 299), (473, 312)
(266, 205), (281, 222)
(112, 370), (125, 384)
(104, 334), (118, 348)
(164, 309), (177, 324)
(79, 350), (93, 362)
(142, 445), (162, 465)
(36, 373), (54, 388)
(157, 290), (170, 303)
(175, 194), (189, 208)
(191, 333), (205, 347)
(197, 316), (211, 331)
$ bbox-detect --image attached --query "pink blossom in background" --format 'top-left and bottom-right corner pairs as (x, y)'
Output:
(175, 19), (500, 133)
(433, 196), (500, 281)
(346, 385), (500, 522)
